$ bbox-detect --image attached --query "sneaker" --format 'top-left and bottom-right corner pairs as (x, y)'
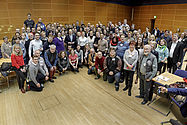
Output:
(115, 86), (119, 91)
(49, 79), (54, 82)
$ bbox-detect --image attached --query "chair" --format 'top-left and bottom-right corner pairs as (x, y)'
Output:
(174, 70), (187, 78)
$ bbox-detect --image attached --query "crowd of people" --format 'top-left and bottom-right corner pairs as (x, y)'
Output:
(0, 13), (187, 105)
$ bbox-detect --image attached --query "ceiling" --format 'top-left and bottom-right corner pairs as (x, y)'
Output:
(90, 0), (187, 6)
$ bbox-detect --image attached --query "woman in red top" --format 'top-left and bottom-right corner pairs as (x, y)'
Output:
(69, 49), (79, 73)
(11, 44), (26, 93)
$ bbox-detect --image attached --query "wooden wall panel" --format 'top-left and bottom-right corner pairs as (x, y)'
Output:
(0, 0), (131, 39)
(132, 3), (187, 32)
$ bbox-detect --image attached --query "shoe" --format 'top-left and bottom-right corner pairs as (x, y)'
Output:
(52, 76), (57, 79)
(119, 79), (124, 83)
(41, 84), (44, 88)
(128, 91), (131, 96)
(59, 72), (62, 76)
(141, 100), (148, 105)
(21, 88), (26, 93)
(49, 79), (54, 82)
(115, 86), (119, 91)
(123, 86), (128, 91)
(135, 95), (144, 98)
(95, 77), (100, 80)
(26, 85), (30, 91)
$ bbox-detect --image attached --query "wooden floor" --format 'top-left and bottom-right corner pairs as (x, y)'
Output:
(0, 68), (176, 125)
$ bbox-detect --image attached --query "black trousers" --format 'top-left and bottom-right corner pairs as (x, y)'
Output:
(167, 57), (177, 74)
(29, 73), (45, 92)
(15, 70), (26, 89)
(124, 70), (135, 92)
(158, 62), (166, 74)
(70, 64), (79, 72)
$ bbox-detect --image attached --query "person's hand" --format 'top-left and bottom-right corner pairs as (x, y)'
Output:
(50, 67), (53, 71)
(146, 79), (151, 82)
(158, 86), (168, 93)
(89, 66), (92, 69)
(36, 83), (41, 88)
(109, 71), (113, 75)
(73, 66), (76, 69)
(128, 64), (133, 69)
(68, 42), (71, 44)
(53, 66), (57, 70)
(177, 62), (181, 67)
(45, 76), (49, 81)
(161, 60), (164, 63)
(75, 65), (77, 69)
(98, 69), (101, 74)
(46, 72), (49, 76)
(40, 48), (43, 51)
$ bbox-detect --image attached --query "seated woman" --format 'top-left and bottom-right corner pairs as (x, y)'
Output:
(88, 48), (96, 75)
(69, 49), (79, 73)
(58, 51), (69, 75)
(27, 55), (49, 92)
(53, 32), (65, 54)
(11, 44), (26, 93)
(75, 45), (83, 68)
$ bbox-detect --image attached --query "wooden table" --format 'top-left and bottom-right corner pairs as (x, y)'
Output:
(0, 58), (11, 65)
(152, 72), (184, 86)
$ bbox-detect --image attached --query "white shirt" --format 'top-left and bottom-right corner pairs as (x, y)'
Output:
(87, 36), (95, 48)
(169, 41), (178, 58)
(78, 37), (88, 47)
(29, 39), (43, 57)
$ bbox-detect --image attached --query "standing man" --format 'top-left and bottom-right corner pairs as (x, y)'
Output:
(64, 29), (77, 49)
(167, 33), (183, 74)
(24, 13), (35, 29)
(137, 45), (157, 105)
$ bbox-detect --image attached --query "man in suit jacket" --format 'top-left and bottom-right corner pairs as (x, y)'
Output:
(152, 27), (160, 38)
(64, 29), (77, 49)
(167, 33), (183, 74)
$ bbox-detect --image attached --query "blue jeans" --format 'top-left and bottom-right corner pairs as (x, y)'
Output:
(88, 66), (95, 74)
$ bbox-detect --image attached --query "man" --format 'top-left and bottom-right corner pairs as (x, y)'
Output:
(104, 48), (122, 91)
(64, 29), (77, 49)
(44, 45), (58, 82)
(27, 55), (49, 92)
(1, 36), (12, 58)
(36, 18), (46, 32)
(159, 86), (187, 118)
(95, 51), (105, 80)
(43, 36), (54, 52)
(161, 30), (172, 45)
(24, 13), (35, 29)
(98, 34), (108, 56)
(29, 50), (49, 77)
(25, 33), (33, 64)
(137, 45), (157, 105)
(167, 34), (183, 74)
(152, 27), (160, 38)
(29, 32), (43, 58)
(88, 48), (96, 75)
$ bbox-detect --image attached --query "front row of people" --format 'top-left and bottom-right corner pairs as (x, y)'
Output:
(11, 41), (158, 105)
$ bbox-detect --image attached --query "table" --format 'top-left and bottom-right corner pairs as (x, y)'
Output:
(152, 72), (184, 86)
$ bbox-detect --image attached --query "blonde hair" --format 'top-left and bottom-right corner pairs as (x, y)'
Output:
(12, 44), (23, 56)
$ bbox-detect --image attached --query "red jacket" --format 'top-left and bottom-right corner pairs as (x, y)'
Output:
(95, 56), (105, 72)
(11, 54), (24, 69)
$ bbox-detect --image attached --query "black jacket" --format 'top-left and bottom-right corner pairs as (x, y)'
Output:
(64, 35), (77, 49)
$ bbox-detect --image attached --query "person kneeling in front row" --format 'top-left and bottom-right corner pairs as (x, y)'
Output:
(27, 55), (49, 92)
(104, 48), (122, 91)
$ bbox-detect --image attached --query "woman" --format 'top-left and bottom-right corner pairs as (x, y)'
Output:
(87, 31), (95, 49)
(110, 36), (119, 49)
(75, 45), (83, 68)
(155, 39), (169, 74)
(123, 40), (138, 96)
(69, 49), (79, 73)
(58, 51), (69, 75)
(53, 32), (65, 53)
(11, 44), (26, 93)
(142, 32), (148, 45)
(84, 44), (90, 67)
(78, 32), (88, 51)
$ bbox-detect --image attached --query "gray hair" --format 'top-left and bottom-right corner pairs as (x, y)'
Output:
(50, 45), (56, 49)
(144, 44), (151, 50)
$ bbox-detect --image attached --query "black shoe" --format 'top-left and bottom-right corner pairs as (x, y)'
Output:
(128, 91), (131, 96)
(119, 79), (124, 83)
(141, 100), (148, 105)
(59, 72), (62, 76)
(52, 76), (57, 79)
(115, 86), (119, 91)
(123, 86), (128, 91)
(49, 79), (54, 82)
(135, 95), (144, 98)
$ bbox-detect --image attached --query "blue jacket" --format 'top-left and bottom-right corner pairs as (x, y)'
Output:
(168, 88), (187, 117)
(116, 41), (129, 59)
(36, 22), (46, 31)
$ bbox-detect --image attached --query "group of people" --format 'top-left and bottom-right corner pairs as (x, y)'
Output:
(0, 13), (187, 106)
